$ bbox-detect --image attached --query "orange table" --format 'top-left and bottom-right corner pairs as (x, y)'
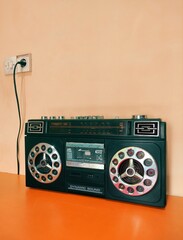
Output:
(0, 172), (182, 240)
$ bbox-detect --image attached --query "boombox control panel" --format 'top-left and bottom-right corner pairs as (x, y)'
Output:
(25, 115), (166, 207)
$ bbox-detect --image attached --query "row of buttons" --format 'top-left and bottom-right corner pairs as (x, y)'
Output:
(41, 116), (105, 120)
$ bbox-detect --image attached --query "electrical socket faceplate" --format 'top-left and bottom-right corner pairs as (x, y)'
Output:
(16, 53), (32, 73)
(4, 56), (17, 75)
(4, 53), (32, 75)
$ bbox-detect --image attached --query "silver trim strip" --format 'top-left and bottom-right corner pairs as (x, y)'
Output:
(66, 161), (104, 170)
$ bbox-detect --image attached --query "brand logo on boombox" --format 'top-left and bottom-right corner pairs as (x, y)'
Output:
(25, 115), (166, 207)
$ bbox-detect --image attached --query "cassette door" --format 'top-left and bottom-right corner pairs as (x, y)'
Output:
(105, 139), (166, 207)
(25, 136), (65, 192)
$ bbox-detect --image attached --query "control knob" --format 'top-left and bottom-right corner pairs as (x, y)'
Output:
(132, 115), (147, 119)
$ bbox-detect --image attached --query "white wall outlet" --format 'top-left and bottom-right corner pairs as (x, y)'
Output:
(4, 53), (32, 75)
(16, 53), (32, 73)
(4, 56), (17, 75)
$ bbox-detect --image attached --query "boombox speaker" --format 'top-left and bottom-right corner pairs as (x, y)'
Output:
(25, 115), (166, 207)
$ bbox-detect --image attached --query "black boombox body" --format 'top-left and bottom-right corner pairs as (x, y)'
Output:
(25, 115), (166, 207)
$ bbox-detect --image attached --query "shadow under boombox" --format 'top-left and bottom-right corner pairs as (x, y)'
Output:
(25, 115), (166, 207)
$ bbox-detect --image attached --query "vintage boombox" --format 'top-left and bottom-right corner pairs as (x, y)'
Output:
(25, 115), (166, 207)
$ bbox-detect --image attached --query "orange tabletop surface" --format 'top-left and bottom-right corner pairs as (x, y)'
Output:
(0, 172), (182, 240)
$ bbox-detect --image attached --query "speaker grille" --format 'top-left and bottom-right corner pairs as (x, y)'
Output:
(119, 159), (144, 184)
(109, 146), (158, 196)
(28, 143), (62, 184)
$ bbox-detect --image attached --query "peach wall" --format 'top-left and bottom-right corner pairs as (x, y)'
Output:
(0, 0), (183, 196)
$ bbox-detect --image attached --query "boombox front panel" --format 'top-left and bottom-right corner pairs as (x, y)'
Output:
(25, 116), (166, 207)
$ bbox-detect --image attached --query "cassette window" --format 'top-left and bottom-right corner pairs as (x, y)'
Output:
(66, 142), (105, 170)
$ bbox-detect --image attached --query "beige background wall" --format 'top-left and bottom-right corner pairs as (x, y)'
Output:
(0, 0), (182, 197)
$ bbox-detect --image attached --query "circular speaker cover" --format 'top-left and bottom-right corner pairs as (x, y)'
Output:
(28, 143), (62, 184)
(109, 146), (158, 196)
